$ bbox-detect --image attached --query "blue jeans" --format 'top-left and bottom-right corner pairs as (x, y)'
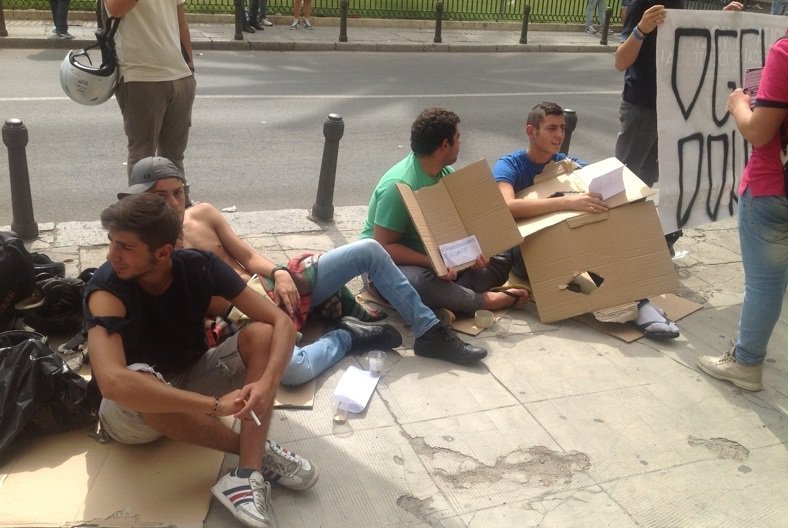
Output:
(281, 239), (439, 385)
(585, 0), (607, 27)
(281, 329), (350, 386)
(49, 0), (70, 33)
(772, 0), (787, 15)
(734, 189), (788, 365)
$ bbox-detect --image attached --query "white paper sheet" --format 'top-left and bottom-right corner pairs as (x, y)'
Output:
(578, 157), (625, 200)
(438, 235), (481, 268)
(332, 365), (380, 413)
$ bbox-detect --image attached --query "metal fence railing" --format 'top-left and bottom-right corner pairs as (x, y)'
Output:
(2, 0), (739, 24)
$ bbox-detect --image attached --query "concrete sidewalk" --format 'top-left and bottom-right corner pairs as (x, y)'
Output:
(0, 13), (620, 52)
(3, 10), (787, 527)
(6, 204), (787, 527)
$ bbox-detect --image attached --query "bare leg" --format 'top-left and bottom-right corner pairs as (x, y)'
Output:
(143, 322), (277, 471)
(235, 322), (276, 470)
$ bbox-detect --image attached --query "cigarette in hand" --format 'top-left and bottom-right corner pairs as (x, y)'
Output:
(250, 410), (262, 426)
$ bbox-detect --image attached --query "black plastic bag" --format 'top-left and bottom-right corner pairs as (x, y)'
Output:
(0, 334), (97, 458)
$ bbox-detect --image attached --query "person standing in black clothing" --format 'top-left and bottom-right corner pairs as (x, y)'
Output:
(49, 0), (74, 39)
(613, 0), (743, 253)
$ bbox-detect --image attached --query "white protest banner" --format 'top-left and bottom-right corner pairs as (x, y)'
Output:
(656, 10), (786, 233)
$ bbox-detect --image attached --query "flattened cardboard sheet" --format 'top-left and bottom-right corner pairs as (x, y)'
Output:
(275, 379), (316, 408)
(397, 159), (522, 276)
(356, 290), (509, 337)
(574, 293), (703, 342)
(0, 429), (223, 527)
(451, 308), (511, 336)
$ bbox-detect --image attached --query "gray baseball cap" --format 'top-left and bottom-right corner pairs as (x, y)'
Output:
(117, 156), (186, 199)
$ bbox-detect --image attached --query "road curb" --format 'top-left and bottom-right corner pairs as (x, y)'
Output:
(0, 37), (618, 53)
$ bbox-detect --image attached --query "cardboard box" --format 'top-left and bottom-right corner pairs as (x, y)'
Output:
(516, 158), (679, 323)
(397, 159), (523, 277)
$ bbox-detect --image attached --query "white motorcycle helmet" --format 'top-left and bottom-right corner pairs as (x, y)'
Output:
(59, 48), (118, 106)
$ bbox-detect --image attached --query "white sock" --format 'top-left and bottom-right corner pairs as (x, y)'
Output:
(636, 301), (679, 334)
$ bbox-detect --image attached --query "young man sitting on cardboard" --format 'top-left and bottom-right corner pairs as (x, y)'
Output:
(361, 107), (530, 344)
(124, 156), (486, 373)
(85, 193), (313, 528)
(492, 101), (679, 339)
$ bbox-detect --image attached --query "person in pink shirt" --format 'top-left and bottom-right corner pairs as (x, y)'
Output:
(698, 33), (788, 392)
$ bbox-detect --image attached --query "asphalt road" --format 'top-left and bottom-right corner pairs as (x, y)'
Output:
(0, 49), (623, 224)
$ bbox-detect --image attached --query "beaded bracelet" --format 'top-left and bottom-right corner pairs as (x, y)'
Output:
(208, 395), (220, 417)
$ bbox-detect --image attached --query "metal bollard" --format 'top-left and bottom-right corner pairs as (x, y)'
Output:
(2, 119), (38, 240)
(310, 114), (345, 223)
(339, 0), (348, 42)
(519, 4), (530, 44)
(600, 7), (612, 46)
(434, 0), (443, 44)
(561, 109), (577, 155)
(95, 0), (104, 31)
(234, 0), (243, 41)
(0, 0), (8, 38)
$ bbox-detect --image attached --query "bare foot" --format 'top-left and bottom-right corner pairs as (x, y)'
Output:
(482, 288), (529, 310)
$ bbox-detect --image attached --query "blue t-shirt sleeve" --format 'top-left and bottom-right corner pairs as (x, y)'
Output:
(492, 156), (518, 186)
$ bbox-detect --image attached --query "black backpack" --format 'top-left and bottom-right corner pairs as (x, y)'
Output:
(0, 231), (35, 331)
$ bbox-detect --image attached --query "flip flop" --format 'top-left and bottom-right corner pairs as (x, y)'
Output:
(633, 301), (679, 339)
(499, 289), (530, 309)
(634, 320), (680, 339)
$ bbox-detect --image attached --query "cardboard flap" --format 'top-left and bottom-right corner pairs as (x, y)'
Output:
(398, 160), (522, 275)
(532, 158), (580, 184)
(443, 160), (522, 257)
(516, 160), (655, 238)
(397, 182), (463, 276)
(566, 211), (609, 229)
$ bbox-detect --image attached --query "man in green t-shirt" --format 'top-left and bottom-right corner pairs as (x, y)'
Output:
(361, 108), (529, 318)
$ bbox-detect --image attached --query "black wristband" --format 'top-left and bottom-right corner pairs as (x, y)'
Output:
(271, 265), (289, 279)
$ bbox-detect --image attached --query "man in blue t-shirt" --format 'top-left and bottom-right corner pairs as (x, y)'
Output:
(493, 101), (680, 339)
(85, 193), (314, 528)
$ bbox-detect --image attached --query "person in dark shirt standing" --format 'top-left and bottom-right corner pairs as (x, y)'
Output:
(613, 1), (742, 251)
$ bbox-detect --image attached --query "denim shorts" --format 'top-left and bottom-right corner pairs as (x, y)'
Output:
(98, 333), (246, 444)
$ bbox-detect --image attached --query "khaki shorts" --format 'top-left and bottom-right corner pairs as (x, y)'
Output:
(98, 333), (246, 444)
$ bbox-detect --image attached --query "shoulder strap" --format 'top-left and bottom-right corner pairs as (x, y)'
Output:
(95, 17), (121, 69)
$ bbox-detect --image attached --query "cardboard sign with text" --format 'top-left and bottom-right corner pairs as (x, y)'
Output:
(656, 10), (786, 233)
(396, 159), (522, 277)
